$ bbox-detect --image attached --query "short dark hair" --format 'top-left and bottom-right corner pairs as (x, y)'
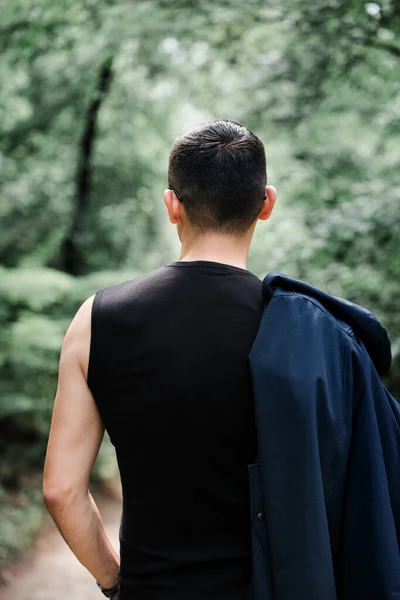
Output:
(168, 120), (267, 234)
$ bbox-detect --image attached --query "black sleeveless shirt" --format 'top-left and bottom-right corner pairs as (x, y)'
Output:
(87, 260), (264, 600)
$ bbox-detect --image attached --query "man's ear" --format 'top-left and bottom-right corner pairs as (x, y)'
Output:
(258, 185), (277, 221)
(164, 189), (182, 224)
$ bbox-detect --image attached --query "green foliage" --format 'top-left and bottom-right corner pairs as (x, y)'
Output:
(0, 475), (44, 570)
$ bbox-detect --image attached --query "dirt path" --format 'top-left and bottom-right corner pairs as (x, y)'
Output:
(0, 481), (122, 600)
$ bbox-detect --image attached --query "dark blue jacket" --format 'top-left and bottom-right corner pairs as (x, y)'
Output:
(248, 273), (400, 600)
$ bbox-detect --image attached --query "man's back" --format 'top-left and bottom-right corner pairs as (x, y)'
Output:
(43, 121), (276, 599)
(88, 260), (264, 600)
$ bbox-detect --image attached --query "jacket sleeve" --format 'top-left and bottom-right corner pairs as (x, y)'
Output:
(249, 293), (354, 600)
(339, 338), (400, 598)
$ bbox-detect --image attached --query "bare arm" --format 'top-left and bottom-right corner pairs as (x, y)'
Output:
(42, 296), (120, 590)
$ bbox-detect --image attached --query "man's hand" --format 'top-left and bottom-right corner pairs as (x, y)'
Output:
(42, 296), (120, 589)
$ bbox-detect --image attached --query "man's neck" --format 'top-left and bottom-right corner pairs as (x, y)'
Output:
(179, 231), (251, 270)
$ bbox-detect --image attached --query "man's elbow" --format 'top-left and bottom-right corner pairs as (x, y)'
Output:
(42, 480), (83, 511)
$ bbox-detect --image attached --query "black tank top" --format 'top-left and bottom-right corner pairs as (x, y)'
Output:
(88, 260), (264, 600)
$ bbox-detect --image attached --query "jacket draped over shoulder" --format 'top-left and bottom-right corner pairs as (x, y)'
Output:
(248, 273), (400, 600)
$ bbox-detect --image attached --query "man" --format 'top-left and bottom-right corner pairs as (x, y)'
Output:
(43, 120), (277, 600)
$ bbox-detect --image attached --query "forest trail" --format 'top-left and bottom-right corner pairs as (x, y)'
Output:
(0, 481), (122, 600)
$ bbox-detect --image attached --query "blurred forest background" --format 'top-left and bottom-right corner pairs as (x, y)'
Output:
(1, 0), (399, 569)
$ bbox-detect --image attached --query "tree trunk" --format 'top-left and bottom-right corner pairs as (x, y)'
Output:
(58, 55), (114, 275)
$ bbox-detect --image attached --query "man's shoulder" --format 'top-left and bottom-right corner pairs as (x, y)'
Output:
(94, 265), (171, 305)
(269, 288), (357, 342)
(261, 271), (391, 376)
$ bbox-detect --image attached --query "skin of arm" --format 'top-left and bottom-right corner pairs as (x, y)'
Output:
(42, 296), (120, 590)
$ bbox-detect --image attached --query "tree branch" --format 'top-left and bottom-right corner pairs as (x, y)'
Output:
(368, 39), (400, 59)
